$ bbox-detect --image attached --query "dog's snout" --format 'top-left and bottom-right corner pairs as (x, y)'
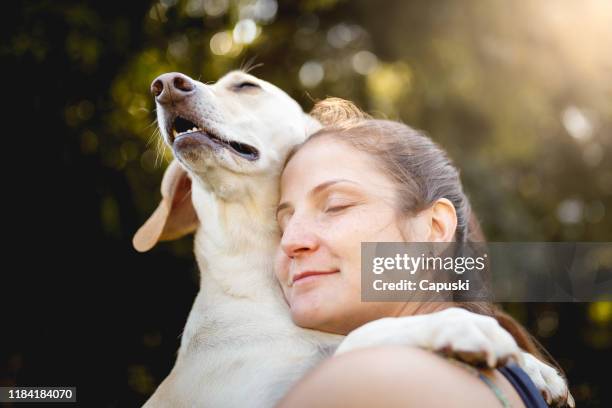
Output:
(151, 72), (196, 104)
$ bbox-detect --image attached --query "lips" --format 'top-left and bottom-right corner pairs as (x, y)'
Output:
(292, 270), (340, 284)
(169, 116), (260, 161)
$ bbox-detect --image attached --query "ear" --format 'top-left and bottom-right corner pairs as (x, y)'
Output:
(133, 160), (199, 252)
(428, 198), (458, 242)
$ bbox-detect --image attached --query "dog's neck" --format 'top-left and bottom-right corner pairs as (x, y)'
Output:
(190, 174), (284, 301)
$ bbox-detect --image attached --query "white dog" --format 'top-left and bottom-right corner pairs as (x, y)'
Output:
(133, 71), (570, 407)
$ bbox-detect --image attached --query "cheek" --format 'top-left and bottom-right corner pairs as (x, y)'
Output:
(321, 213), (366, 259)
(325, 205), (398, 246)
(273, 250), (290, 286)
(321, 210), (397, 305)
(325, 216), (372, 278)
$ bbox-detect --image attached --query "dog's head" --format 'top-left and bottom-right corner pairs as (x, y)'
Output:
(154, 70), (318, 177)
(133, 71), (319, 252)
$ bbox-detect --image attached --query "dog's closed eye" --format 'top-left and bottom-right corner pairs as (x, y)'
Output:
(232, 81), (261, 91)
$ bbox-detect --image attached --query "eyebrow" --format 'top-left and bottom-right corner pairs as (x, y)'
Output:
(276, 179), (361, 218)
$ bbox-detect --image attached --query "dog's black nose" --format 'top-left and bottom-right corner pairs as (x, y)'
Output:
(151, 72), (195, 104)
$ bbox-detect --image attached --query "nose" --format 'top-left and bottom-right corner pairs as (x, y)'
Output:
(150, 72), (195, 104)
(280, 217), (320, 258)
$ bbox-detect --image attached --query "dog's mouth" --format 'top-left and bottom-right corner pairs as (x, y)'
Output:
(170, 116), (260, 161)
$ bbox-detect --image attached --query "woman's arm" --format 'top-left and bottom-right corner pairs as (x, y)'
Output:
(277, 346), (526, 408)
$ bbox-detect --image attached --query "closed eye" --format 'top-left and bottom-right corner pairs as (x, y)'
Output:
(233, 81), (261, 91)
(324, 204), (353, 213)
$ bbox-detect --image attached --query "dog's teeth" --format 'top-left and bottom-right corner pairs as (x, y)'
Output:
(172, 126), (200, 138)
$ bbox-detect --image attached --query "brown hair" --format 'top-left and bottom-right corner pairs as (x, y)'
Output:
(291, 97), (561, 372)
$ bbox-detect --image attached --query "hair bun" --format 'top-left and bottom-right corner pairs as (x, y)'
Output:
(310, 97), (371, 125)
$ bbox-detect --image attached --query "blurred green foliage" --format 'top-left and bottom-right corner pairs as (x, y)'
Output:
(54, 0), (612, 242)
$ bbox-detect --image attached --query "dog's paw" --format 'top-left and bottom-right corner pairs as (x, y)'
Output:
(336, 307), (522, 368)
(520, 352), (574, 407)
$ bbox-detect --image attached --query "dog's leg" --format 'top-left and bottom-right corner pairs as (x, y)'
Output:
(336, 307), (573, 406)
(520, 352), (574, 407)
(334, 307), (572, 406)
(335, 308), (521, 366)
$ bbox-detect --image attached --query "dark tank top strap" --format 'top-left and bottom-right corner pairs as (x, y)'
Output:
(498, 364), (549, 408)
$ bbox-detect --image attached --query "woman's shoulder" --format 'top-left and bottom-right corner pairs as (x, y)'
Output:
(277, 346), (526, 408)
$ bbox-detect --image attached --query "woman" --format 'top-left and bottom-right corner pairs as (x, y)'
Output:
(273, 99), (558, 407)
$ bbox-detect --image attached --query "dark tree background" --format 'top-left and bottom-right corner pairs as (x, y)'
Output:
(2, 0), (611, 406)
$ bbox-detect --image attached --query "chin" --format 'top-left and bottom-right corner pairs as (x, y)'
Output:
(290, 306), (318, 329)
(290, 303), (348, 335)
(290, 298), (329, 330)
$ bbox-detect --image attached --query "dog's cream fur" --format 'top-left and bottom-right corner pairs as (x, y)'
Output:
(134, 71), (570, 407)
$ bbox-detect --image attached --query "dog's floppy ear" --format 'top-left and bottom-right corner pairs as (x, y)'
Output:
(133, 160), (198, 252)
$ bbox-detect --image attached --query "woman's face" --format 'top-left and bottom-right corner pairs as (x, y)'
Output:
(275, 137), (429, 334)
